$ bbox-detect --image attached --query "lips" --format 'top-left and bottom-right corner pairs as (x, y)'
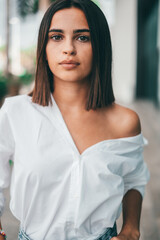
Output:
(60, 60), (80, 65)
(59, 60), (80, 70)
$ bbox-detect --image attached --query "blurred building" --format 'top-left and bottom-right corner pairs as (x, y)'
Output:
(0, 0), (159, 107)
(101, 0), (160, 107)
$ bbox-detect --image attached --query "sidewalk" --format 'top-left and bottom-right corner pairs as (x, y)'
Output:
(1, 100), (160, 240)
(131, 100), (160, 240)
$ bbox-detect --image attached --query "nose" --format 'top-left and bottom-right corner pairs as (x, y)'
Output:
(63, 39), (76, 56)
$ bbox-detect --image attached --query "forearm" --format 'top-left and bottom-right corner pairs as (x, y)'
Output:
(119, 189), (142, 239)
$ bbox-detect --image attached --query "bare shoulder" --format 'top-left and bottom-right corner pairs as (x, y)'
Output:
(105, 103), (141, 138)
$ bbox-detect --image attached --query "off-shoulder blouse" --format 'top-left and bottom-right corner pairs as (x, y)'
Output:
(0, 94), (150, 240)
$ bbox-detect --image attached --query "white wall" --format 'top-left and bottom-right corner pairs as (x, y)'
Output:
(111, 0), (138, 104)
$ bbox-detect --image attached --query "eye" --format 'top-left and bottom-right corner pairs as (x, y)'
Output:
(77, 35), (90, 42)
(50, 35), (63, 41)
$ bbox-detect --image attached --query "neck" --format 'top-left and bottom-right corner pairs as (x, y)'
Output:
(52, 79), (90, 113)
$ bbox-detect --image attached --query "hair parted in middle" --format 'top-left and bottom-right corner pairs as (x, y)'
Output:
(28, 0), (115, 110)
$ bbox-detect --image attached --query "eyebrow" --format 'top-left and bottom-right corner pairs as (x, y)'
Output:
(48, 28), (90, 34)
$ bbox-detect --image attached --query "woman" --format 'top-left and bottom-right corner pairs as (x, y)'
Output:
(0, 0), (150, 240)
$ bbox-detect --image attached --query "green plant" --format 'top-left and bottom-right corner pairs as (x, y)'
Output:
(17, 0), (56, 18)
(0, 73), (8, 99)
(17, 0), (39, 18)
(18, 70), (34, 86)
(92, 0), (100, 7)
(9, 160), (13, 166)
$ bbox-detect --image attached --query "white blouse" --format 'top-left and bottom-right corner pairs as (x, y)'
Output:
(0, 94), (150, 240)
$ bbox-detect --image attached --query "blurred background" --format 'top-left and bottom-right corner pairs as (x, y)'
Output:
(0, 0), (160, 240)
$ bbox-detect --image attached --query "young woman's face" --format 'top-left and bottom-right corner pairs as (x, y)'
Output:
(46, 7), (93, 84)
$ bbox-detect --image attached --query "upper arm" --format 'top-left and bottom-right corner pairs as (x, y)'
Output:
(123, 109), (141, 137)
(112, 104), (142, 138)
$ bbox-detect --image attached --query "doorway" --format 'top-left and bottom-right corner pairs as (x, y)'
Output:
(136, 0), (159, 105)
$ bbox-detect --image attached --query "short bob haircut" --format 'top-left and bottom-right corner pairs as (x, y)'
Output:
(28, 0), (115, 110)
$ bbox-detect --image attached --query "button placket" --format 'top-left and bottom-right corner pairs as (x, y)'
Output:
(66, 152), (81, 222)
(70, 153), (80, 198)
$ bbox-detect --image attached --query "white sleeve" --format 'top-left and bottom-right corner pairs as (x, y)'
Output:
(0, 99), (15, 216)
(123, 137), (150, 198)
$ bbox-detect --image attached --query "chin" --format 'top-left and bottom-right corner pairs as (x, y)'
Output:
(55, 74), (87, 83)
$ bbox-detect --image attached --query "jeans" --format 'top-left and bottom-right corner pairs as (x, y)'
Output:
(18, 223), (117, 240)
(95, 223), (117, 240)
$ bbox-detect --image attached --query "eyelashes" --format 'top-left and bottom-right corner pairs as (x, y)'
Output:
(50, 35), (62, 41)
(77, 35), (90, 42)
(49, 34), (90, 42)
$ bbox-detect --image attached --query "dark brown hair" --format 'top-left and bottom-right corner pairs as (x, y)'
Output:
(28, 0), (115, 110)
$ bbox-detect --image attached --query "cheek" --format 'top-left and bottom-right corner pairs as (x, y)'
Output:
(46, 44), (57, 63)
(83, 47), (93, 68)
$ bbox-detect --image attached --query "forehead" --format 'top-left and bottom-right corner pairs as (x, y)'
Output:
(49, 7), (89, 29)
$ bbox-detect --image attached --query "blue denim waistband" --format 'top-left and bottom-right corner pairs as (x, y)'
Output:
(95, 223), (117, 240)
(18, 228), (33, 240)
(18, 223), (117, 240)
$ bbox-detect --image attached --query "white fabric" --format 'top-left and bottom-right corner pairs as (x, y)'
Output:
(0, 94), (150, 240)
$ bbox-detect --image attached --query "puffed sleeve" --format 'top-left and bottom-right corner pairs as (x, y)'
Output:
(122, 134), (150, 198)
(0, 99), (15, 217)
